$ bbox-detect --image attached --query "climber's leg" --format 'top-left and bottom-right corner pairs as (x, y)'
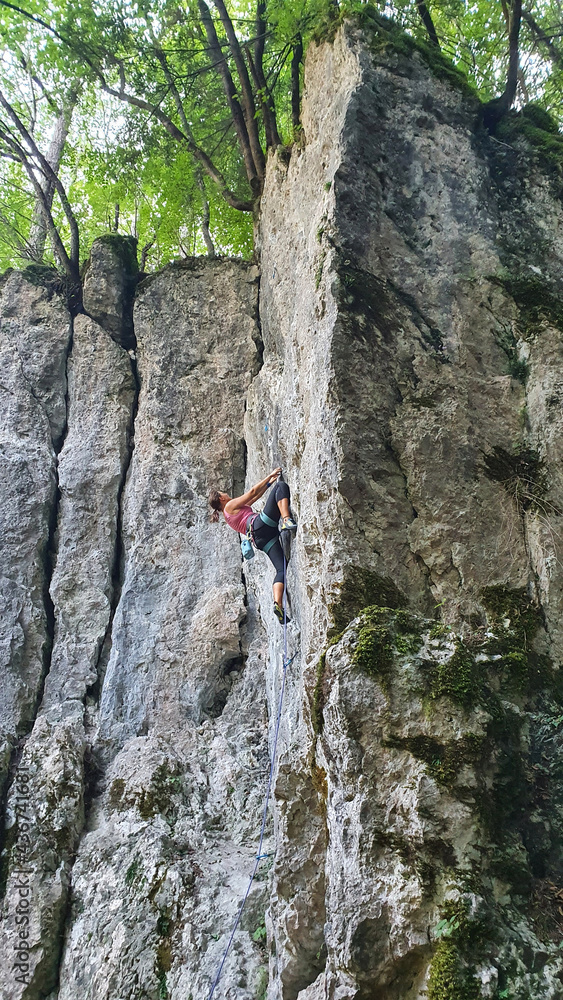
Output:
(267, 541), (290, 623)
(261, 480), (290, 523)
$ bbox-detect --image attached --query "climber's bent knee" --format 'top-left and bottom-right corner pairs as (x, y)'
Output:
(274, 480), (290, 502)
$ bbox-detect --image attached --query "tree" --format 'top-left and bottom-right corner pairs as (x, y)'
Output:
(0, 0), (562, 277)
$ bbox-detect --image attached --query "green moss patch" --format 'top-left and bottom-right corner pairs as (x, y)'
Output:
(481, 586), (558, 697)
(110, 762), (183, 821)
(428, 891), (489, 1000)
(384, 732), (486, 788)
(314, 601), (422, 731)
(482, 586), (543, 637)
(125, 856), (142, 887)
(496, 106), (563, 175)
(352, 617), (394, 679)
(352, 605), (428, 682)
(138, 763), (183, 821)
(329, 567), (406, 638)
(350, 7), (475, 99)
(427, 939), (482, 1000)
(427, 641), (486, 708)
(490, 274), (563, 333)
(93, 234), (139, 275)
(312, 652), (328, 735)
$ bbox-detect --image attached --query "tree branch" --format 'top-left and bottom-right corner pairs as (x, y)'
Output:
(212, 0), (265, 178)
(100, 80), (253, 210)
(0, 88), (80, 276)
(523, 10), (563, 67)
(291, 34), (303, 134)
(415, 0), (440, 48)
(0, 127), (74, 276)
(197, 0), (261, 194)
(245, 43), (280, 149)
(196, 170), (215, 257)
(483, 0), (522, 126)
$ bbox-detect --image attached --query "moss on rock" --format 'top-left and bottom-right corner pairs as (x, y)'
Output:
(329, 567), (406, 638)
(385, 732), (487, 788)
(427, 939), (482, 1000)
(426, 640), (486, 709)
(353, 7), (476, 99)
(496, 107), (563, 176)
(352, 619), (394, 679)
(490, 274), (563, 333)
(93, 234), (139, 276)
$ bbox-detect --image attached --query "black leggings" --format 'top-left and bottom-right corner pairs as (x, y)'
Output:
(253, 481), (290, 586)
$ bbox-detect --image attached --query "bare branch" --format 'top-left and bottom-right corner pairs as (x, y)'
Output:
(197, 0), (261, 194)
(212, 0), (265, 179)
(0, 126), (74, 276)
(523, 10), (563, 67)
(101, 79), (253, 211)
(415, 0), (440, 48)
(291, 34), (303, 134)
(245, 43), (280, 149)
(0, 88), (80, 276)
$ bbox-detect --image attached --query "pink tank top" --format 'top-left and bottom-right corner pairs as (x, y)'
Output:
(223, 505), (254, 534)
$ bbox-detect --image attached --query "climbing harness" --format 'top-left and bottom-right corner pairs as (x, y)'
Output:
(242, 511), (278, 560)
(251, 511), (279, 555)
(207, 551), (293, 1000)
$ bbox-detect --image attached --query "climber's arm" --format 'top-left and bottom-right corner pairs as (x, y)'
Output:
(225, 468), (281, 513)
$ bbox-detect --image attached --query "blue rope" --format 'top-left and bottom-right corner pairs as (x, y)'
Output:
(207, 550), (290, 1000)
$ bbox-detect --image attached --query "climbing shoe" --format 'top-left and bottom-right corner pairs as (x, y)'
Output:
(274, 602), (291, 625)
(280, 516), (297, 532)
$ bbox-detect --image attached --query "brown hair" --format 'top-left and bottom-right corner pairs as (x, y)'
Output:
(209, 490), (222, 523)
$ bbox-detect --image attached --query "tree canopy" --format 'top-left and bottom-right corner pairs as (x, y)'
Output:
(0, 0), (562, 279)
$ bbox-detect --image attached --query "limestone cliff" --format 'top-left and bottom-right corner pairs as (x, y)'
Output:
(1, 15), (563, 1000)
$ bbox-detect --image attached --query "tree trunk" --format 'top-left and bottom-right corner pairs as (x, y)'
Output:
(483, 0), (523, 127)
(247, 3), (281, 150)
(415, 0), (440, 49)
(0, 87), (80, 279)
(28, 88), (77, 261)
(196, 169), (215, 257)
(291, 35), (303, 135)
(198, 0), (261, 194)
(212, 0), (265, 179)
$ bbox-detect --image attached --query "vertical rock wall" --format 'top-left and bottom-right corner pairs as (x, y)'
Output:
(0, 251), (271, 1000)
(0, 270), (71, 777)
(2, 15), (563, 1000)
(249, 17), (563, 1000)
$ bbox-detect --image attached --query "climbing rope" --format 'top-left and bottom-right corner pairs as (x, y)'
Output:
(207, 551), (292, 1000)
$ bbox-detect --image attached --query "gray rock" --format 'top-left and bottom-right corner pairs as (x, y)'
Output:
(0, 311), (135, 999)
(58, 259), (269, 1000)
(2, 18), (563, 1000)
(82, 236), (139, 349)
(253, 20), (563, 1000)
(0, 270), (70, 791)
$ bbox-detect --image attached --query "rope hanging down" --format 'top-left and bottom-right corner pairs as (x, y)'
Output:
(207, 551), (293, 1000)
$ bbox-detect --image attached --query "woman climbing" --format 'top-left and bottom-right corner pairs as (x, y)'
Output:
(209, 469), (297, 624)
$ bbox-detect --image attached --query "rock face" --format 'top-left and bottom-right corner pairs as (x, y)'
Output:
(0, 269), (71, 787)
(2, 13), (563, 1000)
(251, 15), (563, 1000)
